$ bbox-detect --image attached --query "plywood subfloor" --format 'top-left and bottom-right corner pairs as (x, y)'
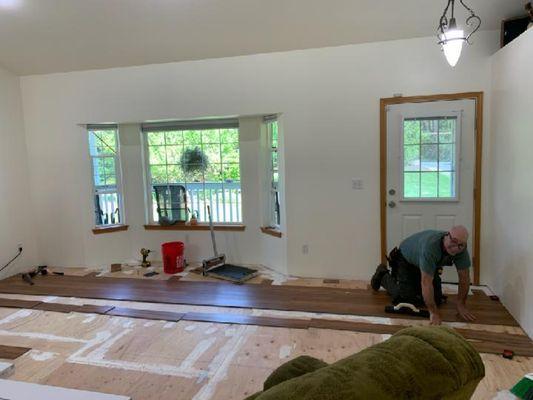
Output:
(0, 304), (530, 400)
(0, 274), (518, 326)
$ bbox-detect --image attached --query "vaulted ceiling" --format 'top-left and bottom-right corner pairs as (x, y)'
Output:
(0, 0), (526, 75)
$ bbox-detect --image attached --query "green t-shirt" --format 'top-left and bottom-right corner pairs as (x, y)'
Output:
(399, 230), (471, 275)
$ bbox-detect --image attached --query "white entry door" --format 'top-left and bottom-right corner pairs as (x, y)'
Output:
(386, 100), (475, 283)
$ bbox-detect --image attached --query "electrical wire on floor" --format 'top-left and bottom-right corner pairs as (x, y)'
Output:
(0, 247), (23, 274)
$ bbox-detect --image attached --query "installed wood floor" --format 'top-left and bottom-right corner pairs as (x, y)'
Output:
(0, 274), (518, 326)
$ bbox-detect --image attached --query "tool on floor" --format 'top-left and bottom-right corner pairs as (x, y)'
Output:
(144, 271), (159, 277)
(385, 303), (430, 318)
(502, 349), (515, 360)
(140, 248), (151, 268)
(201, 205), (258, 283)
(21, 265), (49, 285)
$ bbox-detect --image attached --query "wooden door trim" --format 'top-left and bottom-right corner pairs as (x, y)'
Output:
(380, 92), (484, 285)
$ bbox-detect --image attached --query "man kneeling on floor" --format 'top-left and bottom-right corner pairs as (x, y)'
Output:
(371, 225), (476, 325)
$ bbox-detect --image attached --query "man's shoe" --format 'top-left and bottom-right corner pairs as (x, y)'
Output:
(371, 264), (388, 291)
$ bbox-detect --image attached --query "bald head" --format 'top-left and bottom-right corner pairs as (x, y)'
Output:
(450, 225), (469, 242)
(443, 225), (469, 255)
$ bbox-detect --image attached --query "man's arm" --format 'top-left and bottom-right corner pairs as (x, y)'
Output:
(456, 268), (476, 321)
(421, 271), (441, 325)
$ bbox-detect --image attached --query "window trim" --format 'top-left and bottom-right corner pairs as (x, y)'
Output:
(399, 111), (462, 203)
(88, 125), (125, 228)
(265, 118), (281, 229)
(141, 120), (243, 224)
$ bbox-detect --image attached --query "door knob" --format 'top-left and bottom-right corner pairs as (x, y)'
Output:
(388, 201), (396, 208)
(389, 189), (396, 195)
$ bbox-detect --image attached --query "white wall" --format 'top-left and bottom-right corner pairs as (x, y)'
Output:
(485, 30), (533, 337)
(0, 66), (38, 278)
(20, 32), (499, 279)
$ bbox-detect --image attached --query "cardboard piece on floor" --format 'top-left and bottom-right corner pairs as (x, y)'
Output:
(0, 379), (131, 399)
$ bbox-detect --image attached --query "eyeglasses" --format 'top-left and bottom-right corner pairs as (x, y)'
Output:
(447, 233), (467, 250)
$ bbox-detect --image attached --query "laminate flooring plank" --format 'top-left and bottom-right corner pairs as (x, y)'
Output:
(0, 345), (31, 360)
(0, 298), (42, 309)
(106, 307), (184, 321)
(0, 274), (519, 326)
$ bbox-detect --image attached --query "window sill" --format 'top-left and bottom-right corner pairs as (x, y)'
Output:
(92, 224), (129, 235)
(260, 227), (283, 238)
(144, 223), (246, 232)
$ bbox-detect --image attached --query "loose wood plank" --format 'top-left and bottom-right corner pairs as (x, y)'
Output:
(0, 345), (31, 360)
(0, 298), (42, 309)
(33, 303), (114, 314)
(182, 312), (310, 329)
(106, 307), (184, 321)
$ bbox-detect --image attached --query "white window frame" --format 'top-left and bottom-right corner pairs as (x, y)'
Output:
(265, 117), (281, 228)
(400, 111), (462, 203)
(141, 119), (242, 224)
(87, 125), (125, 227)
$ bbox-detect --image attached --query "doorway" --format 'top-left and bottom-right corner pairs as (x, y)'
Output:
(380, 93), (483, 284)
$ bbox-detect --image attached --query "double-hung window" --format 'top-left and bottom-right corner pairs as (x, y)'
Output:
(143, 119), (242, 224)
(88, 125), (124, 226)
(265, 116), (280, 227)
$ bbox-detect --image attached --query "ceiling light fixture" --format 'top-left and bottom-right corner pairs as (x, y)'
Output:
(437, 0), (481, 67)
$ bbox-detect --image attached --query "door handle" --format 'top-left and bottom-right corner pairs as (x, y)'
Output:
(388, 201), (396, 208)
(389, 189), (396, 195)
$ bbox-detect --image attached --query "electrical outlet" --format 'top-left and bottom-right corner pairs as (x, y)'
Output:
(352, 179), (364, 190)
(302, 244), (309, 255)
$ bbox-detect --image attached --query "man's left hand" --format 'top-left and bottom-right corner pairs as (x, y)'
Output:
(456, 304), (476, 321)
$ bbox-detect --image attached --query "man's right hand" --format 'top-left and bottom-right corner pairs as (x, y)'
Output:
(430, 312), (442, 325)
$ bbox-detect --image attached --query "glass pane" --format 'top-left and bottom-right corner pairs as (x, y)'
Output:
(438, 172), (454, 197)
(403, 145), (420, 171)
(165, 131), (183, 145)
(439, 144), (454, 171)
(421, 145), (438, 171)
(404, 172), (420, 198)
(205, 163), (222, 182)
(221, 142), (239, 163)
(150, 165), (167, 184)
(105, 174), (117, 186)
(403, 120), (420, 145)
(89, 130), (117, 156)
(103, 157), (115, 174)
(202, 129), (220, 143)
(184, 165), (204, 183)
(95, 192), (120, 225)
(93, 158), (106, 177)
(222, 163), (240, 182)
(183, 130), (202, 145)
(220, 128), (239, 143)
(147, 131), (165, 146)
(203, 144), (221, 164)
(439, 119), (456, 143)
(166, 145), (183, 165)
(272, 151), (278, 170)
(421, 172), (438, 197)
(273, 171), (279, 184)
(421, 120), (438, 143)
(272, 122), (278, 147)
(166, 164), (185, 183)
(149, 145), (166, 165)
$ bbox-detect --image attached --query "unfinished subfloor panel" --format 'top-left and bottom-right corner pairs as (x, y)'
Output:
(0, 306), (531, 399)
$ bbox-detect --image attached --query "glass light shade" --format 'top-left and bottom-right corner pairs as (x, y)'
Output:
(440, 28), (465, 67)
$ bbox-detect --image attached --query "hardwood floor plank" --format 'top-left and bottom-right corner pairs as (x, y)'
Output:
(106, 307), (184, 321)
(0, 345), (31, 360)
(0, 274), (519, 326)
(33, 303), (114, 314)
(0, 299), (42, 309)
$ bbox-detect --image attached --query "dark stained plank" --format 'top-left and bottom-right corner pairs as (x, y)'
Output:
(182, 312), (310, 329)
(0, 298), (42, 309)
(0, 274), (519, 326)
(33, 303), (114, 314)
(0, 345), (31, 360)
(106, 307), (184, 321)
(323, 279), (340, 284)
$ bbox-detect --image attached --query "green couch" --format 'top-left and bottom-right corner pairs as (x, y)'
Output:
(245, 326), (484, 400)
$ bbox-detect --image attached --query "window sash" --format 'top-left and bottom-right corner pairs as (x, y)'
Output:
(143, 125), (242, 224)
(266, 120), (280, 227)
(88, 127), (124, 227)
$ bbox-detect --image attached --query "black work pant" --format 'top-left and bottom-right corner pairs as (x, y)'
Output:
(381, 248), (443, 307)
